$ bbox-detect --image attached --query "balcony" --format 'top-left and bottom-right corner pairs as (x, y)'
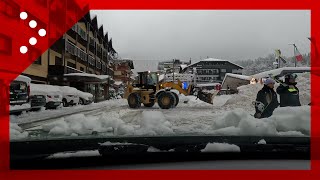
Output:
(88, 55), (95, 67)
(48, 65), (82, 76)
(65, 40), (87, 62)
(96, 61), (102, 70)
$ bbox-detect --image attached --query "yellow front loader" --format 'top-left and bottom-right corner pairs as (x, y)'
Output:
(124, 71), (217, 109)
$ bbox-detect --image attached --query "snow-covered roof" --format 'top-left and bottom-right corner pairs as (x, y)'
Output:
(252, 67), (311, 80)
(64, 73), (110, 80)
(187, 58), (244, 69)
(196, 83), (221, 87)
(159, 74), (165, 81)
(180, 64), (188, 70)
(14, 75), (31, 83)
(114, 81), (123, 86)
(224, 73), (252, 81)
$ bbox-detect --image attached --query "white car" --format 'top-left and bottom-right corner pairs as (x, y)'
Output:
(59, 86), (80, 107)
(77, 90), (93, 105)
(30, 84), (62, 109)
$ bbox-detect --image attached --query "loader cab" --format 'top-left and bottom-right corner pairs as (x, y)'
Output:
(136, 71), (159, 89)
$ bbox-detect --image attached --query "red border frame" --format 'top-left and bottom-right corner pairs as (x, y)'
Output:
(1, 0), (320, 179)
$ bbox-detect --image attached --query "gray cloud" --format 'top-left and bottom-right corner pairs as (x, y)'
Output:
(92, 10), (310, 61)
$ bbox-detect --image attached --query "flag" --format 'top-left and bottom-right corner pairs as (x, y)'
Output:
(294, 46), (303, 62)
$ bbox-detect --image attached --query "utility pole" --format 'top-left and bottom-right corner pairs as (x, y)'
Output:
(172, 59), (175, 83)
(289, 44), (297, 67)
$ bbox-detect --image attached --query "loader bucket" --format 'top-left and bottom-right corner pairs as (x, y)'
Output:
(197, 90), (219, 104)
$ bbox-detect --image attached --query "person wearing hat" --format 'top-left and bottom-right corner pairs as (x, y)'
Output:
(276, 73), (301, 107)
(254, 78), (279, 119)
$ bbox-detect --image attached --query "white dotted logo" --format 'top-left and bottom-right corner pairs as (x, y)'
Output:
(20, 46), (28, 54)
(38, 29), (46, 37)
(20, 12), (28, 20)
(29, 37), (37, 45)
(19, 11), (46, 54)
(29, 20), (37, 28)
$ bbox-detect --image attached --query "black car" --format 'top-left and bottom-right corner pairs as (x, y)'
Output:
(30, 95), (46, 111)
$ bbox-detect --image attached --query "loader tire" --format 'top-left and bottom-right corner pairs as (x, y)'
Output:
(128, 93), (141, 108)
(170, 92), (179, 107)
(158, 92), (175, 109)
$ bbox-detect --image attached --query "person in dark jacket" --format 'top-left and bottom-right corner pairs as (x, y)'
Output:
(254, 78), (279, 119)
(276, 73), (301, 107)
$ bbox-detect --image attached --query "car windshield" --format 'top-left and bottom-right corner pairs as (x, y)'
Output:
(7, 9), (311, 169)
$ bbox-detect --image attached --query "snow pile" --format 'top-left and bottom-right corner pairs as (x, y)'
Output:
(201, 143), (240, 152)
(59, 86), (79, 96)
(10, 103), (31, 111)
(212, 95), (232, 107)
(178, 95), (212, 108)
(296, 73), (310, 105)
(10, 123), (28, 140)
(47, 150), (100, 159)
(136, 111), (174, 136)
(272, 106), (310, 135)
(211, 106), (310, 136)
(42, 111), (135, 136)
(258, 139), (267, 145)
(30, 83), (62, 97)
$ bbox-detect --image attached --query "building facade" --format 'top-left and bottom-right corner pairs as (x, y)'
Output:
(182, 58), (243, 84)
(112, 59), (134, 85)
(158, 59), (191, 73)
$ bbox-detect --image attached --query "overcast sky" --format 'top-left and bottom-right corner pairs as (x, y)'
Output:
(92, 10), (310, 61)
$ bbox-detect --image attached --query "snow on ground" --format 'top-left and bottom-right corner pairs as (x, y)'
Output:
(10, 99), (127, 124)
(201, 143), (240, 152)
(258, 139), (267, 145)
(46, 150), (100, 159)
(10, 103), (31, 111)
(10, 123), (29, 140)
(10, 72), (310, 140)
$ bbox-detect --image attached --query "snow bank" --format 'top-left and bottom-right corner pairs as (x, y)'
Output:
(272, 106), (310, 135)
(10, 103), (31, 111)
(211, 106), (310, 136)
(136, 111), (174, 136)
(178, 95), (212, 108)
(47, 150), (100, 159)
(212, 95), (232, 107)
(42, 111), (135, 136)
(258, 139), (267, 145)
(201, 143), (240, 152)
(10, 123), (28, 140)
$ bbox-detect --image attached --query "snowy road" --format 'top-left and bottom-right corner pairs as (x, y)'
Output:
(10, 73), (311, 140)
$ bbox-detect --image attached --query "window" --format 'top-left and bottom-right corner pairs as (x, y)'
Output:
(33, 56), (42, 65)
(80, 67), (84, 72)
(67, 62), (76, 68)
(221, 69), (226, 73)
(55, 57), (63, 65)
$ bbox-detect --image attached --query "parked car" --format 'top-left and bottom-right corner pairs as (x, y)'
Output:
(30, 84), (62, 109)
(77, 91), (93, 105)
(30, 94), (46, 111)
(10, 75), (31, 115)
(59, 86), (80, 107)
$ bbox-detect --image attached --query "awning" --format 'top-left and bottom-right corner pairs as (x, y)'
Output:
(64, 73), (110, 83)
